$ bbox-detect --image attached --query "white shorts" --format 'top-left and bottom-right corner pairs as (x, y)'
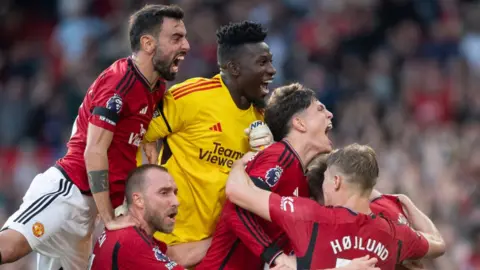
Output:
(2, 166), (98, 270)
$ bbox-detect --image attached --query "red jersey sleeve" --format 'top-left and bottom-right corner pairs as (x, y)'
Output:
(88, 71), (129, 132)
(224, 201), (282, 265)
(396, 224), (429, 262)
(247, 148), (289, 192)
(224, 147), (298, 265)
(268, 194), (332, 256)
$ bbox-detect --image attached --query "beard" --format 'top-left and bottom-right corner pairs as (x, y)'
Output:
(152, 47), (177, 81)
(144, 202), (173, 233)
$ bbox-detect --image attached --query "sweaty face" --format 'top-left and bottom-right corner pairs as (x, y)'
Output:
(237, 42), (276, 108)
(143, 171), (179, 233)
(299, 99), (333, 153)
(152, 18), (190, 81)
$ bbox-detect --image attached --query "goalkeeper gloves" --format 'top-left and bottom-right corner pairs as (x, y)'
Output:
(245, 120), (274, 152)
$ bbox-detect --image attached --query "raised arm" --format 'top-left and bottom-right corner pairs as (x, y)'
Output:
(397, 195), (445, 258)
(85, 124), (133, 229)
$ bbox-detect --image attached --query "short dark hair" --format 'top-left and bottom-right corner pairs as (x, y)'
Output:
(306, 154), (329, 202)
(125, 164), (168, 206)
(129, 4), (184, 52)
(264, 83), (316, 142)
(216, 21), (267, 66)
(326, 144), (379, 191)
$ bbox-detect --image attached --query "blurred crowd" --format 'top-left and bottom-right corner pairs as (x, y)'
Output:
(0, 0), (479, 269)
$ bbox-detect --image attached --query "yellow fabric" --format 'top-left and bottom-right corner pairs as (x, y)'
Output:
(144, 74), (264, 244)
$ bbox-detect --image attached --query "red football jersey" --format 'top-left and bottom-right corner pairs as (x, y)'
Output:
(56, 57), (165, 207)
(371, 195), (413, 270)
(89, 226), (184, 270)
(371, 195), (410, 226)
(198, 141), (310, 270)
(268, 194), (430, 269)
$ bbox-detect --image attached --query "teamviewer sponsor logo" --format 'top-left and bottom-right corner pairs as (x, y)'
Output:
(199, 142), (244, 168)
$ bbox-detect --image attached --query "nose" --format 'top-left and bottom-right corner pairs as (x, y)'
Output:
(268, 63), (276, 77)
(171, 194), (180, 207)
(182, 38), (190, 52)
(326, 108), (333, 119)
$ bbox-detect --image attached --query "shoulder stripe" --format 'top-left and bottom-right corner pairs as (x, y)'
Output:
(285, 155), (295, 169)
(172, 81), (221, 98)
(171, 78), (220, 95)
(235, 206), (268, 248)
(281, 152), (294, 167)
(277, 145), (288, 164)
(115, 69), (134, 94)
(173, 84), (221, 100)
(120, 76), (137, 97)
(243, 209), (271, 243)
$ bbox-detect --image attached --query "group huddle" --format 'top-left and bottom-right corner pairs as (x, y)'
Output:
(0, 4), (445, 270)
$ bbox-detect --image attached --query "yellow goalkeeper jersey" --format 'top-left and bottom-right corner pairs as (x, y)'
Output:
(144, 74), (264, 245)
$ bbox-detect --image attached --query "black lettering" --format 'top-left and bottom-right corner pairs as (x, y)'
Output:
(199, 148), (211, 160)
(227, 159), (233, 168)
(232, 151), (243, 160)
(210, 155), (218, 164)
(213, 142), (221, 153)
(223, 148), (232, 158)
(217, 157), (228, 166)
(218, 146), (225, 155)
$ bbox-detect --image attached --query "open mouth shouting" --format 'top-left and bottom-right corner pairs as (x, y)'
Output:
(171, 53), (186, 73)
(260, 79), (274, 96)
(166, 209), (178, 223)
(325, 123), (333, 147)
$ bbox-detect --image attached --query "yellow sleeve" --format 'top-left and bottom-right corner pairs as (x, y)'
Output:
(144, 90), (186, 142)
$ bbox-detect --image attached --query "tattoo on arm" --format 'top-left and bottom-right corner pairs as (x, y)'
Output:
(88, 170), (109, 194)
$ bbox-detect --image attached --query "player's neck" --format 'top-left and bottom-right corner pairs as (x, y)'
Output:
(221, 73), (250, 110)
(131, 53), (159, 86)
(127, 209), (154, 236)
(341, 195), (372, 215)
(283, 136), (317, 172)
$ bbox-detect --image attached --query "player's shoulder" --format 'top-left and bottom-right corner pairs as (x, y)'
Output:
(113, 226), (156, 247)
(255, 141), (297, 166)
(371, 195), (409, 225)
(166, 75), (222, 101)
(99, 58), (132, 82)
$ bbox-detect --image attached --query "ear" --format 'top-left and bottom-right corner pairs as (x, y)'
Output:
(140, 35), (156, 54)
(291, 115), (307, 133)
(132, 192), (145, 208)
(226, 61), (240, 77)
(333, 175), (341, 191)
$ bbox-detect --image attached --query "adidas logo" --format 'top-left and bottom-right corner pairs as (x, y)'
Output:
(139, 106), (148, 115)
(209, 122), (222, 132)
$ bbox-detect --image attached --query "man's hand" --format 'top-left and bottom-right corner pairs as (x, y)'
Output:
(245, 121), (274, 152)
(143, 141), (159, 164)
(271, 253), (296, 269)
(338, 255), (379, 270)
(105, 215), (137, 231)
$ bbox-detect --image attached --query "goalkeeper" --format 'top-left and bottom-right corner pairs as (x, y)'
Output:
(141, 21), (276, 268)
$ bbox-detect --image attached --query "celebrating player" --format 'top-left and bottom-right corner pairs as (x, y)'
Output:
(141, 21), (276, 267)
(89, 165), (183, 269)
(0, 4), (189, 269)
(307, 155), (427, 269)
(198, 83), (334, 269)
(225, 144), (446, 269)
